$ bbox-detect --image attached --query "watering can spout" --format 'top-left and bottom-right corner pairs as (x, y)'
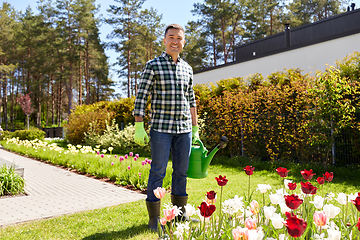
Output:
(187, 136), (228, 179)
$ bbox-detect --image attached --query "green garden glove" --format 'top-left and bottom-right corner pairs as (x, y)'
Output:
(192, 125), (200, 144)
(134, 122), (149, 146)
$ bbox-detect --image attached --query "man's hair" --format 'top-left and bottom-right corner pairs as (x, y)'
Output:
(164, 24), (184, 37)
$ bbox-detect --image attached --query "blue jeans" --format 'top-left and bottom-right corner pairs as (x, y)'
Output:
(146, 128), (192, 202)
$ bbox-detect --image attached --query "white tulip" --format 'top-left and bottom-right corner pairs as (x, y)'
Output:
(284, 179), (293, 189)
(257, 184), (272, 193)
(327, 227), (342, 240)
(310, 195), (324, 209)
(336, 193), (347, 205)
(279, 234), (286, 240)
(269, 193), (282, 205)
(279, 202), (291, 214)
(248, 229), (265, 240)
(264, 206), (276, 219)
(323, 204), (341, 219)
(184, 203), (196, 217)
(348, 193), (357, 202)
(271, 213), (284, 229)
(276, 188), (288, 196)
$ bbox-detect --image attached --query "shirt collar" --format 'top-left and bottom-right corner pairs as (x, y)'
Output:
(161, 51), (183, 64)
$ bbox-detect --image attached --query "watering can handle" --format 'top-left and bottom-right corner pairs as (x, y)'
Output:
(194, 139), (205, 152)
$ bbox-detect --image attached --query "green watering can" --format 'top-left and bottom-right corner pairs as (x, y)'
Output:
(187, 136), (228, 179)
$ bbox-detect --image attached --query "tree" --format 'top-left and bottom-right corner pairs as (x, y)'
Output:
(17, 93), (34, 129)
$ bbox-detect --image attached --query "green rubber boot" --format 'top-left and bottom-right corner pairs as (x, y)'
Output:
(146, 200), (160, 231)
(171, 194), (199, 223)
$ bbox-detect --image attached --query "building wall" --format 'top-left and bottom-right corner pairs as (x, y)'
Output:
(194, 33), (360, 85)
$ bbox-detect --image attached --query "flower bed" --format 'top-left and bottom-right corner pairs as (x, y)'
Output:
(154, 167), (360, 240)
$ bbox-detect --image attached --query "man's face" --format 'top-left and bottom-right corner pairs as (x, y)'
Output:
(163, 28), (185, 58)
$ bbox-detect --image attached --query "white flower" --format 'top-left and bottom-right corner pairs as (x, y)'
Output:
(263, 206), (276, 219)
(327, 227), (342, 240)
(184, 204), (196, 217)
(279, 202), (291, 214)
(276, 188), (288, 196)
(279, 234), (286, 240)
(325, 192), (335, 201)
(269, 193), (282, 205)
(313, 233), (326, 239)
(336, 193), (347, 205)
(257, 184), (271, 193)
(284, 179), (293, 189)
(270, 213), (284, 229)
(108, 146), (113, 152)
(323, 204), (341, 219)
(222, 195), (244, 215)
(248, 228), (264, 240)
(310, 195), (324, 209)
(101, 149), (107, 153)
(348, 193), (357, 202)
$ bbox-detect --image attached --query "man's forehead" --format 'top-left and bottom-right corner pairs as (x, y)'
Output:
(166, 29), (184, 37)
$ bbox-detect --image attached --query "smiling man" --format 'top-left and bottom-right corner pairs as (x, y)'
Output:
(133, 24), (199, 231)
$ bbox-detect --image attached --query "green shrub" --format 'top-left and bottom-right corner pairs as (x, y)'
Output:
(65, 109), (115, 144)
(13, 129), (45, 141)
(0, 165), (25, 196)
(84, 119), (151, 154)
(0, 131), (15, 141)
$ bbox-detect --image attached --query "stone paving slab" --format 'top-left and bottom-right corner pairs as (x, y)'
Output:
(0, 148), (146, 227)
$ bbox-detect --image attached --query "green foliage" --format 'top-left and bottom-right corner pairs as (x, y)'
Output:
(0, 131), (15, 141)
(11, 129), (45, 141)
(197, 60), (360, 166)
(0, 165), (25, 196)
(84, 119), (151, 154)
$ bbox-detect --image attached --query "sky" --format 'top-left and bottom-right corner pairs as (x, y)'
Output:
(4, 0), (360, 95)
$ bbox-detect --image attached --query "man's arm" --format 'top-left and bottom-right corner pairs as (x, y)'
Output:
(190, 107), (198, 126)
(135, 116), (143, 122)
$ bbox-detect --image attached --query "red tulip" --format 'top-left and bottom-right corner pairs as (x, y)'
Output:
(206, 191), (217, 204)
(206, 191), (216, 200)
(356, 217), (360, 231)
(323, 171), (334, 182)
(316, 177), (325, 185)
(351, 192), (360, 212)
(288, 182), (297, 190)
(284, 212), (307, 238)
(276, 167), (290, 178)
(285, 194), (303, 210)
(244, 166), (255, 176)
(300, 169), (316, 180)
(301, 181), (318, 195)
(215, 175), (228, 186)
(198, 202), (216, 218)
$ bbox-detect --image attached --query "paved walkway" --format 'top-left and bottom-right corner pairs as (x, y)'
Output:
(0, 148), (146, 227)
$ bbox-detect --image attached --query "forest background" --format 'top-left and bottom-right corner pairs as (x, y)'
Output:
(0, 0), (357, 131)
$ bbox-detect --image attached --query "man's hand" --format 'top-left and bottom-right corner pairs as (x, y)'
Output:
(192, 125), (200, 144)
(134, 122), (150, 146)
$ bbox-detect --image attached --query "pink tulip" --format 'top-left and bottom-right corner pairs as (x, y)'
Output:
(232, 226), (249, 240)
(147, 159), (152, 164)
(119, 156), (124, 162)
(111, 162), (114, 166)
(141, 161), (146, 166)
(124, 154), (128, 159)
(139, 173), (141, 178)
(160, 217), (167, 226)
(114, 155), (117, 158)
(127, 166), (131, 170)
(135, 154), (139, 158)
(250, 200), (260, 215)
(129, 152), (133, 157)
(134, 157), (137, 161)
(313, 211), (327, 227)
(164, 207), (176, 222)
(100, 154), (104, 158)
(97, 151), (100, 155)
(153, 187), (166, 199)
(245, 218), (257, 230)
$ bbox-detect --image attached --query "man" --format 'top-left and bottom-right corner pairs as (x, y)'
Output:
(133, 24), (199, 231)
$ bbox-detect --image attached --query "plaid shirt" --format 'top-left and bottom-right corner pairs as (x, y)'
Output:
(133, 52), (196, 134)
